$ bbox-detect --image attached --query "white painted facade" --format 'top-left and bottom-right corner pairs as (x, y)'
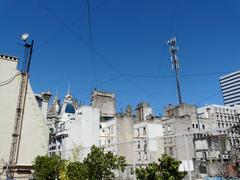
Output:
(197, 104), (240, 147)
(99, 117), (117, 154)
(48, 94), (100, 161)
(134, 120), (164, 166)
(0, 54), (49, 179)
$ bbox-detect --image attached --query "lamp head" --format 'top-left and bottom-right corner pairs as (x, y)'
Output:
(21, 33), (29, 41)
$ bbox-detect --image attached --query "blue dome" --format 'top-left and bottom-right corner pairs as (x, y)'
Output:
(65, 103), (76, 114)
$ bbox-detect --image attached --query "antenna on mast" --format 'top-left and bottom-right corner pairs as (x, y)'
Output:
(167, 36), (182, 104)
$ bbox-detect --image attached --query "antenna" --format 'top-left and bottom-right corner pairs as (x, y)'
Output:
(67, 80), (71, 95)
(167, 36), (183, 104)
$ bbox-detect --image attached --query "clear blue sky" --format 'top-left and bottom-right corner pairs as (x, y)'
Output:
(1, 0), (240, 114)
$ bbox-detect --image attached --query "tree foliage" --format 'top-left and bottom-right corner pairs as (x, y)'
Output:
(33, 155), (63, 180)
(33, 145), (126, 180)
(66, 161), (87, 180)
(136, 154), (187, 180)
(82, 145), (126, 179)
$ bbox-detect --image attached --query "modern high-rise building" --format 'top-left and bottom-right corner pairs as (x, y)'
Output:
(220, 70), (240, 107)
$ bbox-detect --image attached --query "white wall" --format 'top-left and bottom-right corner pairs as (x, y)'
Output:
(0, 55), (49, 178)
(64, 106), (100, 160)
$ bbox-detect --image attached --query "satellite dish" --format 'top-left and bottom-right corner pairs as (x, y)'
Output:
(21, 33), (29, 41)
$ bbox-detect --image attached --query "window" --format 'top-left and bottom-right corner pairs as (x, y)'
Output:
(202, 124), (205, 129)
(196, 124), (198, 129)
(138, 152), (141, 161)
(137, 141), (140, 149)
(111, 126), (113, 134)
(143, 127), (147, 135)
(169, 147), (173, 155)
(169, 137), (173, 143)
(65, 103), (76, 114)
(192, 124), (195, 128)
(144, 140), (147, 150)
(163, 125), (165, 133)
(137, 129), (140, 137)
(168, 125), (172, 132)
(144, 152), (148, 160)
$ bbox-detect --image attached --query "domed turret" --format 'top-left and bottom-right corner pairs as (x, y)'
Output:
(60, 93), (76, 115)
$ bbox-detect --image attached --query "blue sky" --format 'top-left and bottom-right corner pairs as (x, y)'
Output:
(1, 0), (240, 114)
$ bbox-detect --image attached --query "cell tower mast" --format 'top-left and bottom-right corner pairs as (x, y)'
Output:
(167, 37), (182, 104)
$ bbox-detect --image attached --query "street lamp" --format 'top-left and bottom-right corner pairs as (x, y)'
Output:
(20, 33), (34, 73)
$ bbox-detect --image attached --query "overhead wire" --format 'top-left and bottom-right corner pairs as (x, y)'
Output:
(0, 73), (21, 87)
(121, 70), (233, 78)
(196, 91), (222, 106)
(51, 129), (214, 152)
(79, 75), (120, 93)
(150, 0), (181, 104)
(86, 0), (97, 87)
(37, 0), (150, 99)
(35, 0), (110, 51)
(37, 0), (224, 109)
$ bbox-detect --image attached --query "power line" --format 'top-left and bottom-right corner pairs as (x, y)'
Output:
(79, 75), (120, 93)
(196, 91), (222, 105)
(0, 73), (21, 86)
(35, 0), (110, 51)
(37, 0), (150, 99)
(86, 0), (97, 86)
(121, 70), (234, 78)
(167, 0), (180, 39)
(151, 0), (181, 102)
(51, 129), (215, 152)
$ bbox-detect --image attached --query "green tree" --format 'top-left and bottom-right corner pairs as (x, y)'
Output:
(33, 155), (63, 180)
(33, 146), (126, 180)
(136, 154), (187, 180)
(83, 145), (126, 179)
(66, 161), (87, 180)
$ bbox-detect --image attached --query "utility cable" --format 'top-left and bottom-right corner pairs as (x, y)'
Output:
(86, 0), (97, 87)
(35, 0), (110, 51)
(37, 0), (149, 98)
(122, 70), (234, 78)
(151, 0), (181, 103)
(50, 129), (215, 151)
(0, 73), (21, 86)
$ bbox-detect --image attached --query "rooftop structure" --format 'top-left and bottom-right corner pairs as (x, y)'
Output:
(91, 90), (116, 119)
